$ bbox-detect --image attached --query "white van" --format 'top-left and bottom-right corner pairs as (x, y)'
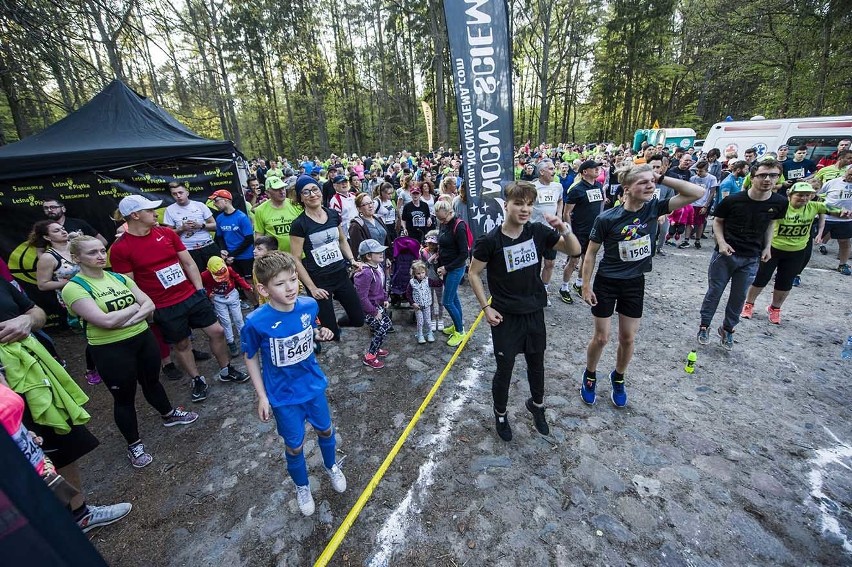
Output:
(702, 115), (852, 162)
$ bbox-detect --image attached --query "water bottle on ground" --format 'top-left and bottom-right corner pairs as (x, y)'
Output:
(842, 336), (852, 360)
(684, 349), (697, 373)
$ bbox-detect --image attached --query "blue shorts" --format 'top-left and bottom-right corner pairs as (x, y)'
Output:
(271, 393), (333, 449)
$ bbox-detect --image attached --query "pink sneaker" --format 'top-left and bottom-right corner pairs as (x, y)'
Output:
(376, 348), (389, 357)
(85, 370), (102, 385)
(363, 353), (384, 369)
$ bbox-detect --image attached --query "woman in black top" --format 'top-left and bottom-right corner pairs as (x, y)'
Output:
(289, 175), (365, 340)
(434, 198), (470, 347)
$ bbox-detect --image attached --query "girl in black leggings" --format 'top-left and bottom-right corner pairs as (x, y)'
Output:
(62, 236), (199, 468)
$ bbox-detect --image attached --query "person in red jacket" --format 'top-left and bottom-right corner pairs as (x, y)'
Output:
(817, 139), (851, 169)
(201, 256), (253, 357)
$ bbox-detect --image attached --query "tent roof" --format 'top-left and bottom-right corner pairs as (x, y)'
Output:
(0, 80), (235, 180)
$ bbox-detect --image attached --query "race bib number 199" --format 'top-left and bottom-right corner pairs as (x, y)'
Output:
(618, 234), (652, 262)
(270, 327), (314, 367)
(504, 239), (539, 272)
(155, 263), (187, 289)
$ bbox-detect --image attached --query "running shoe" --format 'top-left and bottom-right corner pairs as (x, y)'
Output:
(219, 366), (249, 383)
(227, 341), (240, 357)
(610, 371), (627, 408)
(162, 407), (199, 427)
(376, 348), (390, 357)
(162, 362), (183, 381)
(192, 348), (211, 361)
(717, 326), (734, 351)
(436, 320), (445, 331)
(740, 302), (754, 319)
(678, 241), (691, 249)
(417, 333), (426, 344)
(559, 288), (574, 304)
(426, 331), (435, 343)
(819, 244), (827, 255)
(363, 353), (384, 369)
(447, 331), (466, 347)
(442, 324), (455, 336)
(525, 398), (550, 435)
(656, 248), (666, 257)
(493, 410), (512, 441)
(766, 305), (782, 324)
(127, 443), (152, 468)
(665, 239), (677, 247)
(694, 240), (702, 250)
(792, 275), (801, 287)
(546, 296), (552, 307)
(325, 464), (347, 493)
(572, 283), (583, 296)
(697, 326), (710, 345)
(295, 484), (315, 516)
(191, 377), (209, 402)
(84, 369), (102, 385)
(839, 264), (852, 276)
(580, 372), (596, 405)
(77, 503), (132, 533)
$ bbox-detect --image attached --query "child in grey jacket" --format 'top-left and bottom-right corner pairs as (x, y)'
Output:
(407, 260), (434, 344)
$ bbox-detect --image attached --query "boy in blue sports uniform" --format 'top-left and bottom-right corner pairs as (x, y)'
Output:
(242, 251), (346, 516)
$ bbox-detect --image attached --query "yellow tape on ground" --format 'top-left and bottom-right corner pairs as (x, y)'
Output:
(314, 306), (487, 566)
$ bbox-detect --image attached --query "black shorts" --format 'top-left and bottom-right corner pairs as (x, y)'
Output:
(576, 234), (591, 256)
(231, 258), (254, 280)
(490, 310), (546, 358)
(590, 274), (645, 319)
(188, 242), (219, 273)
(153, 292), (219, 344)
(825, 222), (852, 240)
(543, 247), (557, 261)
(23, 406), (99, 469)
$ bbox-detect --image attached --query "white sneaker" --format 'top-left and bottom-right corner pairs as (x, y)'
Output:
(436, 320), (445, 331)
(325, 463), (347, 493)
(77, 503), (132, 533)
(295, 484), (315, 516)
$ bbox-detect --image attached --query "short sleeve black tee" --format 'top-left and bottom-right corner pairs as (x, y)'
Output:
(589, 198), (671, 279)
(472, 223), (560, 314)
(402, 201), (432, 243)
(289, 208), (346, 277)
(566, 179), (605, 236)
(713, 191), (788, 257)
(666, 168), (692, 182)
(62, 217), (98, 237)
(0, 280), (35, 322)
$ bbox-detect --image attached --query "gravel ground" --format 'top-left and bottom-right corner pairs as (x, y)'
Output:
(56, 239), (851, 566)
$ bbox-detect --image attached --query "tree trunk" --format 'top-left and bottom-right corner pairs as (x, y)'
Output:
(0, 46), (33, 140)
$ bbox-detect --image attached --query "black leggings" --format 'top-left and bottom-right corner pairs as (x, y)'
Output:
(88, 329), (172, 445)
(311, 268), (365, 340)
(491, 350), (545, 414)
(752, 247), (808, 292)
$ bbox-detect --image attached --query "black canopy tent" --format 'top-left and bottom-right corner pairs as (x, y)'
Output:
(0, 80), (237, 179)
(0, 80), (244, 323)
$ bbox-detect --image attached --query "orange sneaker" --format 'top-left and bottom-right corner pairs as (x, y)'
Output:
(766, 305), (781, 324)
(740, 302), (754, 319)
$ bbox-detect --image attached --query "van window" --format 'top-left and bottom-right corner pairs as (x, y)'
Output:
(786, 137), (848, 161)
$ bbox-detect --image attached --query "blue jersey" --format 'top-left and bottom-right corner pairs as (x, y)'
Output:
(241, 297), (327, 406)
(215, 209), (255, 260)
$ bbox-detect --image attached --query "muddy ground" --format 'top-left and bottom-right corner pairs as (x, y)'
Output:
(56, 239), (851, 566)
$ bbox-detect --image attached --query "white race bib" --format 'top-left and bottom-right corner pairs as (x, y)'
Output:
(586, 188), (603, 202)
(270, 327), (314, 367)
(538, 191), (557, 205)
(412, 213), (426, 227)
(503, 239), (539, 272)
(155, 263), (187, 288)
(652, 188), (661, 201)
(618, 235), (652, 262)
(840, 189), (852, 200)
(311, 241), (343, 267)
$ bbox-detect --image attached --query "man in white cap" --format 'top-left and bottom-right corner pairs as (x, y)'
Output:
(110, 195), (248, 404)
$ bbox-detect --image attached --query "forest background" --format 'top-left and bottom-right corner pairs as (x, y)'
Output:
(0, 0), (849, 158)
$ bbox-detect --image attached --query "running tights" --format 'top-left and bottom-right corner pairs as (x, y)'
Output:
(491, 350), (545, 415)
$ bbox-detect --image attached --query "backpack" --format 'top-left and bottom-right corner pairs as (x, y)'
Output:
(453, 218), (474, 249)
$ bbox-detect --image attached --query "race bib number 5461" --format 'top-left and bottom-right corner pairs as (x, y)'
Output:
(270, 327), (314, 367)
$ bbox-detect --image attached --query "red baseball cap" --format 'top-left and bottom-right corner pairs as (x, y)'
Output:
(211, 190), (233, 200)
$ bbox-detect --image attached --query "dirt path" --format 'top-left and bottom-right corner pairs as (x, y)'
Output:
(58, 241), (851, 566)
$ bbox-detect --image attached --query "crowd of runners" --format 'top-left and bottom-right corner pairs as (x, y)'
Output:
(1, 138), (850, 526)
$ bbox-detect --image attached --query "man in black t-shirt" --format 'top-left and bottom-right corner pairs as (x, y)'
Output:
(665, 154), (693, 182)
(42, 198), (107, 246)
(469, 181), (581, 442)
(781, 145), (817, 191)
(580, 165), (703, 408)
(560, 160), (605, 303)
(697, 159), (788, 350)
